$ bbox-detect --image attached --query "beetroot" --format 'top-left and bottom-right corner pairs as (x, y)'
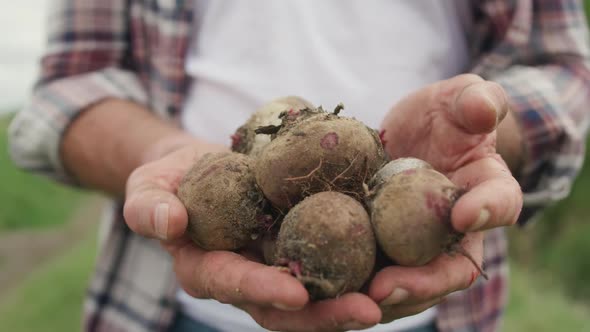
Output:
(231, 96), (315, 157)
(369, 167), (462, 266)
(255, 106), (385, 210)
(177, 152), (271, 250)
(274, 192), (376, 300)
(368, 161), (487, 277)
(369, 157), (432, 189)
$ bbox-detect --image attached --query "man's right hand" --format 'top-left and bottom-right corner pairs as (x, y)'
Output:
(123, 143), (382, 332)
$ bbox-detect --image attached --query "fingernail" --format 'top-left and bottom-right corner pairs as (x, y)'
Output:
(468, 208), (490, 232)
(342, 321), (373, 330)
(155, 203), (169, 240)
(380, 288), (409, 306)
(272, 302), (303, 311)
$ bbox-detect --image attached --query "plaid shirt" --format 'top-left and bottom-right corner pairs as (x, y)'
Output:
(8, 0), (590, 331)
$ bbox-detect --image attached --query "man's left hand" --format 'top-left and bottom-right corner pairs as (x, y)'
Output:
(372, 74), (523, 323)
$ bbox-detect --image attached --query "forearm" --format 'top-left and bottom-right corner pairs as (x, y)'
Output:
(61, 98), (200, 196)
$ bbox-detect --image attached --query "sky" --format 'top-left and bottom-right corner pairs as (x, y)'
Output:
(0, 0), (47, 112)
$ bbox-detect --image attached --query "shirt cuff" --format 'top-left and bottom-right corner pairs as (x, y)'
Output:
(8, 68), (148, 184)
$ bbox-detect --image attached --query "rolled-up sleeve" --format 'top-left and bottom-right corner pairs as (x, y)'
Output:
(471, 0), (590, 221)
(8, 0), (147, 184)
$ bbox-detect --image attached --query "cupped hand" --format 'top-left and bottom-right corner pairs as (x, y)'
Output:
(373, 74), (523, 322)
(123, 142), (382, 331)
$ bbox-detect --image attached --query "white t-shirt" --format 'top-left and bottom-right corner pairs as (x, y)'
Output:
(179, 1), (471, 331)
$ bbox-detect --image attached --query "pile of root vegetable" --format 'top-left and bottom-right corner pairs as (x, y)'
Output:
(178, 96), (486, 301)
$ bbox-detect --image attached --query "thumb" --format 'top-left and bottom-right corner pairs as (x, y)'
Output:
(123, 169), (188, 240)
(447, 74), (509, 134)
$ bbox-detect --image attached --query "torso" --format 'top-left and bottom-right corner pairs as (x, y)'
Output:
(180, 1), (471, 330)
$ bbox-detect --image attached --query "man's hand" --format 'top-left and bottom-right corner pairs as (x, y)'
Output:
(373, 74), (523, 322)
(123, 144), (382, 332)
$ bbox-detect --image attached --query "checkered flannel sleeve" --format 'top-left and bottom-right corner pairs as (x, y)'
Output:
(472, 0), (590, 221)
(8, 0), (147, 184)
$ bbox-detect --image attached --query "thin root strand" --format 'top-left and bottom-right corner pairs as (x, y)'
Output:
(331, 154), (359, 185)
(285, 159), (323, 181)
(454, 245), (489, 280)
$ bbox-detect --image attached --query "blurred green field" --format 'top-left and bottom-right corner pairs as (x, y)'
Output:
(0, 116), (84, 231)
(0, 231), (97, 331)
(505, 263), (590, 332)
(508, 139), (590, 303)
(1, 122), (590, 332)
(1, 3), (590, 330)
(1, 247), (589, 332)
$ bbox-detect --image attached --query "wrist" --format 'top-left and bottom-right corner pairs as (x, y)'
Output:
(140, 132), (199, 164)
(141, 132), (230, 169)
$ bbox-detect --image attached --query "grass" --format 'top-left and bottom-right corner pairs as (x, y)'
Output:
(504, 264), (590, 332)
(0, 230), (97, 332)
(0, 112), (93, 329)
(509, 139), (590, 302)
(0, 115), (85, 232)
(1, 2), (589, 328)
(0, 239), (588, 332)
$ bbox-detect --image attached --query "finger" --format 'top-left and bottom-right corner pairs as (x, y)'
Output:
(171, 243), (309, 310)
(123, 167), (188, 240)
(447, 75), (509, 134)
(450, 155), (523, 232)
(380, 298), (442, 324)
(241, 293), (382, 332)
(369, 232), (484, 306)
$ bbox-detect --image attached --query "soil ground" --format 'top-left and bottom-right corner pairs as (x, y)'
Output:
(0, 197), (105, 299)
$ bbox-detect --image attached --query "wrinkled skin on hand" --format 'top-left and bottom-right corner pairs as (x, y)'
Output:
(123, 145), (382, 332)
(122, 73), (522, 330)
(371, 74), (523, 323)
